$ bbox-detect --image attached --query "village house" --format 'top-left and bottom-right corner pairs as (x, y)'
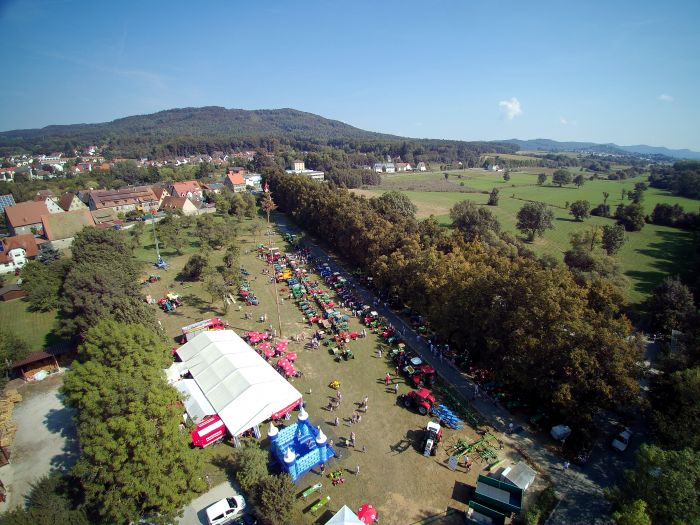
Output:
(224, 170), (247, 193)
(150, 186), (170, 207)
(201, 182), (224, 194)
(41, 209), (96, 250)
(168, 181), (203, 201)
(285, 160), (325, 182)
(90, 208), (119, 225)
(0, 167), (15, 183)
(244, 173), (263, 190)
(417, 162), (427, 171)
(88, 186), (159, 214)
(373, 163), (395, 173)
(160, 196), (198, 216)
(4, 201), (50, 235)
(395, 162), (413, 172)
(58, 192), (88, 212)
(0, 234), (39, 274)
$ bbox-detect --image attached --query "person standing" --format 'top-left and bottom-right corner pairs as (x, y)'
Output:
(394, 382), (400, 394)
(385, 373), (391, 386)
(355, 464), (360, 475)
(350, 432), (356, 447)
(334, 416), (339, 427)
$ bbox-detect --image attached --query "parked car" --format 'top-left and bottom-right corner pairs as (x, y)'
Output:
(611, 428), (633, 452)
(206, 496), (246, 525)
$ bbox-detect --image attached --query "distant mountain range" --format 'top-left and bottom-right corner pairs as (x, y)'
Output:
(502, 138), (700, 160)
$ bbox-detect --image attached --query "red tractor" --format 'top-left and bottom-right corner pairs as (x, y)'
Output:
(408, 363), (437, 388)
(399, 387), (436, 416)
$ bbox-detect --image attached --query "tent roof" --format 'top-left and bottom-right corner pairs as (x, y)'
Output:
(174, 330), (302, 436)
(173, 378), (215, 423)
(324, 505), (363, 525)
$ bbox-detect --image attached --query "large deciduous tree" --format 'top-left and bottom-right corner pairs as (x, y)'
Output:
(552, 169), (572, 187)
(450, 200), (500, 241)
(647, 276), (695, 336)
(601, 224), (626, 255)
(569, 200), (591, 221)
(516, 201), (554, 240)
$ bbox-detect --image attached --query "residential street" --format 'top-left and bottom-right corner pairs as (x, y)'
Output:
(274, 212), (626, 525)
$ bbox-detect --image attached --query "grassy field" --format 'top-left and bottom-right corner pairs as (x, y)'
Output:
(0, 298), (60, 350)
(138, 220), (538, 525)
(355, 169), (697, 304)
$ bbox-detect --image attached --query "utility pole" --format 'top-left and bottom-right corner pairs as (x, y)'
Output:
(262, 188), (282, 337)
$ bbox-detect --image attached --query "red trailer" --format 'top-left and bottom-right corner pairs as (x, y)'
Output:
(191, 415), (226, 448)
(181, 318), (227, 342)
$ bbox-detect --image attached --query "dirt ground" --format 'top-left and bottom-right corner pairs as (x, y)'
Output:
(0, 374), (78, 511)
(150, 226), (535, 525)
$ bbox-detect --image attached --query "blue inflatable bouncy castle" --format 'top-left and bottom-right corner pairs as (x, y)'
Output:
(269, 404), (335, 482)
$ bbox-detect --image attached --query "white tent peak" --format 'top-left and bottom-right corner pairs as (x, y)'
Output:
(298, 404), (309, 421)
(268, 421), (278, 437)
(316, 426), (327, 444)
(284, 447), (296, 463)
(324, 504), (363, 525)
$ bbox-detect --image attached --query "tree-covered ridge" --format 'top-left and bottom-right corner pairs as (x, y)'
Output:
(0, 106), (519, 160)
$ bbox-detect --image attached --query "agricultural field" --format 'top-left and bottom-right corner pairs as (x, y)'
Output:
(137, 220), (539, 525)
(355, 169), (697, 304)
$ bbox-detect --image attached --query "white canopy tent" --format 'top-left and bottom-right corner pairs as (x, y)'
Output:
(324, 505), (363, 525)
(167, 330), (302, 437)
(172, 378), (214, 423)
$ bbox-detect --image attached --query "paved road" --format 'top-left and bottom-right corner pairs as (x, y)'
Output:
(177, 480), (245, 525)
(0, 374), (78, 512)
(274, 213), (621, 525)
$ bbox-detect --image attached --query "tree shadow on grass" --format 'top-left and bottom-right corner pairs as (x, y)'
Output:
(626, 228), (695, 297)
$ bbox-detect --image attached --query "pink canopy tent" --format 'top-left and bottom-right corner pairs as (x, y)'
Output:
(358, 504), (377, 524)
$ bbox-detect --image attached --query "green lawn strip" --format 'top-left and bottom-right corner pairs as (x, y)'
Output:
(0, 299), (60, 350)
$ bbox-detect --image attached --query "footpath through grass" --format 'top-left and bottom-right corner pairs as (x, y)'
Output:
(355, 170), (697, 304)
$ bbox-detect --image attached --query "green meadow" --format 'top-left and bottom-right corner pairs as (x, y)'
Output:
(355, 169), (697, 304)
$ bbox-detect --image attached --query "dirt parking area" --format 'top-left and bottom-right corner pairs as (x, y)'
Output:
(0, 374), (78, 511)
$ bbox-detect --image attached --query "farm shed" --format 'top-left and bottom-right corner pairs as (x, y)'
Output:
(11, 343), (72, 381)
(501, 461), (536, 491)
(0, 285), (26, 301)
(166, 330), (302, 438)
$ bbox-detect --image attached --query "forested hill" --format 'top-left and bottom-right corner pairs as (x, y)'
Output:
(0, 106), (517, 159)
(503, 138), (700, 160)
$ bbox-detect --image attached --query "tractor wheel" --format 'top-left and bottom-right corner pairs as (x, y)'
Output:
(431, 445), (437, 456)
(403, 397), (412, 408)
(418, 405), (428, 416)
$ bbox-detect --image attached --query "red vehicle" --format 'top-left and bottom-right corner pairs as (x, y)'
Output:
(399, 387), (436, 415)
(181, 318), (227, 342)
(191, 415), (226, 448)
(408, 363), (437, 387)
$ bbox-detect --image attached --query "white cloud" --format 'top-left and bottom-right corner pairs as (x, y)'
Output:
(498, 97), (522, 119)
(560, 117), (568, 125)
(658, 94), (674, 102)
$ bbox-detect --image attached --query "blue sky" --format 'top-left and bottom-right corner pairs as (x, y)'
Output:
(1, 0), (699, 150)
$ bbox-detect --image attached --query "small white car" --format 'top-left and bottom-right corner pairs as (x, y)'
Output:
(611, 428), (633, 452)
(206, 496), (246, 525)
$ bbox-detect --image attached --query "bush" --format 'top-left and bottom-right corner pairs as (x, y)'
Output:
(181, 253), (209, 280)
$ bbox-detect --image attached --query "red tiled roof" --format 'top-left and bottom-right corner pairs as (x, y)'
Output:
(170, 181), (201, 195)
(4, 201), (50, 228)
(160, 196), (189, 210)
(0, 234), (39, 263)
(89, 186), (158, 209)
(226, 172), (245, 186)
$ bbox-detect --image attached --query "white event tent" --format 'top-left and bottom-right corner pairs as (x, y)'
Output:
(166, 330), (302, 437)
(324, 505), (363, 525)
